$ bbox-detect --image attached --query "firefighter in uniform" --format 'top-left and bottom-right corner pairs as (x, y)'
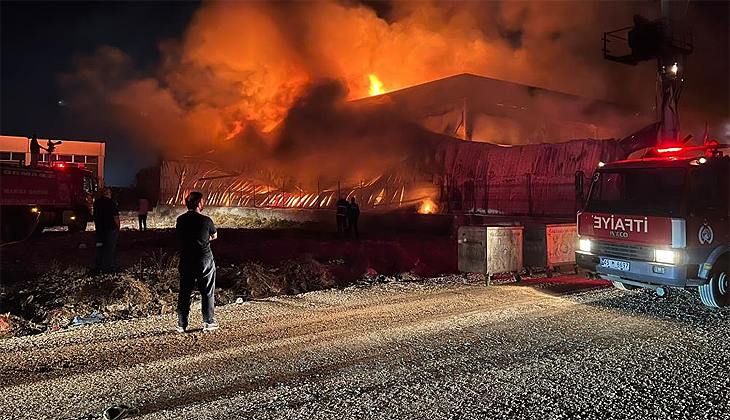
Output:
(347, 197), (360, 237)
(336, 196), (349, 234)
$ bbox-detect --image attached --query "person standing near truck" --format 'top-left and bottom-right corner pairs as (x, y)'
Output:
(29, 134), (46, 168)
(176, 192), (219, 333)
(93, 187), (120, 274)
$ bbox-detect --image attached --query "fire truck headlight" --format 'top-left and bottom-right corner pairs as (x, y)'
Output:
(579, 239), (592, 253)
(30, 207), (40, 213)
(655, 249), (677, 264)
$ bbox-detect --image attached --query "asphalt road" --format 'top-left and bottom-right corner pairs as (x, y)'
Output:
(1, 278), (728, 420)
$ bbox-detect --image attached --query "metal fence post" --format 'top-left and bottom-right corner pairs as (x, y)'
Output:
(526, 174), (533, 216)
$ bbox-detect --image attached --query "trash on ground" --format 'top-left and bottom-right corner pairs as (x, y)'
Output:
(102, 403), (139, 420)
(71, 312), (105, 326)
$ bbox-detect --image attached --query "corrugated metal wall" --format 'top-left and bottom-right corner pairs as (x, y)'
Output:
(160, 136), (627, 217)
(436, 138), (625, 216)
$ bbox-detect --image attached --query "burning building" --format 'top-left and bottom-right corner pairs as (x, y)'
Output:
(160, 74), (652, 217)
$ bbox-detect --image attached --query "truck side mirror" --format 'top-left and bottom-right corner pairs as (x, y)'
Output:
(575, 171), (585, 209)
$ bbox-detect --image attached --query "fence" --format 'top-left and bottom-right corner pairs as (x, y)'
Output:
(442, 172), (592, 217)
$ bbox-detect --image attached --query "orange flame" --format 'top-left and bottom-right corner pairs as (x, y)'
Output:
(418, 198), (438, 214)
(368, 74), (384, 96)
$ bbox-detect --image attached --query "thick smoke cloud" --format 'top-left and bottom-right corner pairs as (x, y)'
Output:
(60, 0), (728, 178)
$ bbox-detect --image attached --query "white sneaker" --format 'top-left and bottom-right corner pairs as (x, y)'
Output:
(203, 322), (219, 332)
(176, 326), (186, 333)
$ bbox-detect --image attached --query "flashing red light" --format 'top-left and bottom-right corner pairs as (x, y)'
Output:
(657, 147), (682, 153)
(55, 162), (66, 168)
(78, 163), (85, 168)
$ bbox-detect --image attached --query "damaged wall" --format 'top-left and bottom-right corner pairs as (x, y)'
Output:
(161, 133), (627, 218)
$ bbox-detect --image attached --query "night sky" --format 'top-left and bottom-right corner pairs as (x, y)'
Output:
(1, 1), (728, 186)
(1, 1), (200, 185)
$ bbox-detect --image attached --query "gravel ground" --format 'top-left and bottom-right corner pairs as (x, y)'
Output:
(1, 277), (728, 420)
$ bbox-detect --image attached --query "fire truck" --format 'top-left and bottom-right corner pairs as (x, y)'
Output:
(576, 144), (729, 308)
(0, 162), (98, 242)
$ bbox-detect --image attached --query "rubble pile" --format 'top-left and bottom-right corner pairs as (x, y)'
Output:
(1, 253), (371, 338)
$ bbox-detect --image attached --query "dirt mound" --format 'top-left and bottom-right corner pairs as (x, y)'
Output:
(242, 263), (279, 298)
(107, 276), (154, 309)
(225, 255), (336, 299)
(280, 254), (336, 295)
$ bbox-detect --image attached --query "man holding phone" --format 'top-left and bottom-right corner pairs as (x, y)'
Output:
(175, 192), (219, 333)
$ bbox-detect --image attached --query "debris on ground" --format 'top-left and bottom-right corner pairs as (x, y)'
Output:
(102, 403), (139, 420)
(71, 312), (105, 326)
(1, 229), (458, 337)
(0, 313), (10, 334)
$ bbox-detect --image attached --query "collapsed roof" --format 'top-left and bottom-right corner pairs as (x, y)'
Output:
(353, 73), (651, 144)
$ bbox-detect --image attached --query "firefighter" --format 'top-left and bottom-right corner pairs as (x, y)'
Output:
(347, 197), (360, 237)
(175, 192), (219, 333)
(29, 134), (46, 168)
(93, 187), (120, 274)
(336, 196), (349, 234)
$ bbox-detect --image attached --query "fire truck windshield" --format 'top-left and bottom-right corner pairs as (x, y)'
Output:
(585, 168), (686, 216)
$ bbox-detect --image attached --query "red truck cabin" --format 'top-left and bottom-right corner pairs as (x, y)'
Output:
(576, 151), (729, 307)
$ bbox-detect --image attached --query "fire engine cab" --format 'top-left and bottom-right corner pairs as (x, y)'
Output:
(576, 144), (729, 308)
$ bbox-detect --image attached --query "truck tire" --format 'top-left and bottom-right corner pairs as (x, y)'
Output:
(68, 219), (88, 233)
(699, 269), (729, 308)
(68, 210), (89, 233)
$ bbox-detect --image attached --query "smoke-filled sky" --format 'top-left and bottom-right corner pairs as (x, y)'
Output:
(2, 1), (728, 186)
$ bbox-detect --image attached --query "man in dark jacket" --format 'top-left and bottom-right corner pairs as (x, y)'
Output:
(336, 196), (349, 234)
(347, 197), (360, 237)
(176, 192), (219, 333)
(29, 134), (45, 168)
(93, 187), (120, 273)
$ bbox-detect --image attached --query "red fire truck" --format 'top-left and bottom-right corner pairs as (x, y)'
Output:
(0, 162), (98, 242)
(576, 144), (729, 308)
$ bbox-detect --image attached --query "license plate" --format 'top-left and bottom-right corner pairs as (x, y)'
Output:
(600, 258), (630, 271)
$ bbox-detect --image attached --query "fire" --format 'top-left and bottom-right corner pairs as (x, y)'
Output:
(368, 74), (384, 96)
(418, 198), (438, 214)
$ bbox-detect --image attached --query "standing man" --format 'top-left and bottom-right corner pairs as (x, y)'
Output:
(176, 192), (219, 333)
(137, 194), (150, 231)
(336, 196), (349, 234)
(93, 187), (120, 273)
(347, 197), (360, 237)
(29, 134), (45, 168)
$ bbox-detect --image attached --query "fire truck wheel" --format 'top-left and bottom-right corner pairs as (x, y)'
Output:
(699, 269), (729, 308)
(68, 219), (88, 233)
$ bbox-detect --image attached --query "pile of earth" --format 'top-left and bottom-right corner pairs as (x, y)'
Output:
(0, 252), (420, 338)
